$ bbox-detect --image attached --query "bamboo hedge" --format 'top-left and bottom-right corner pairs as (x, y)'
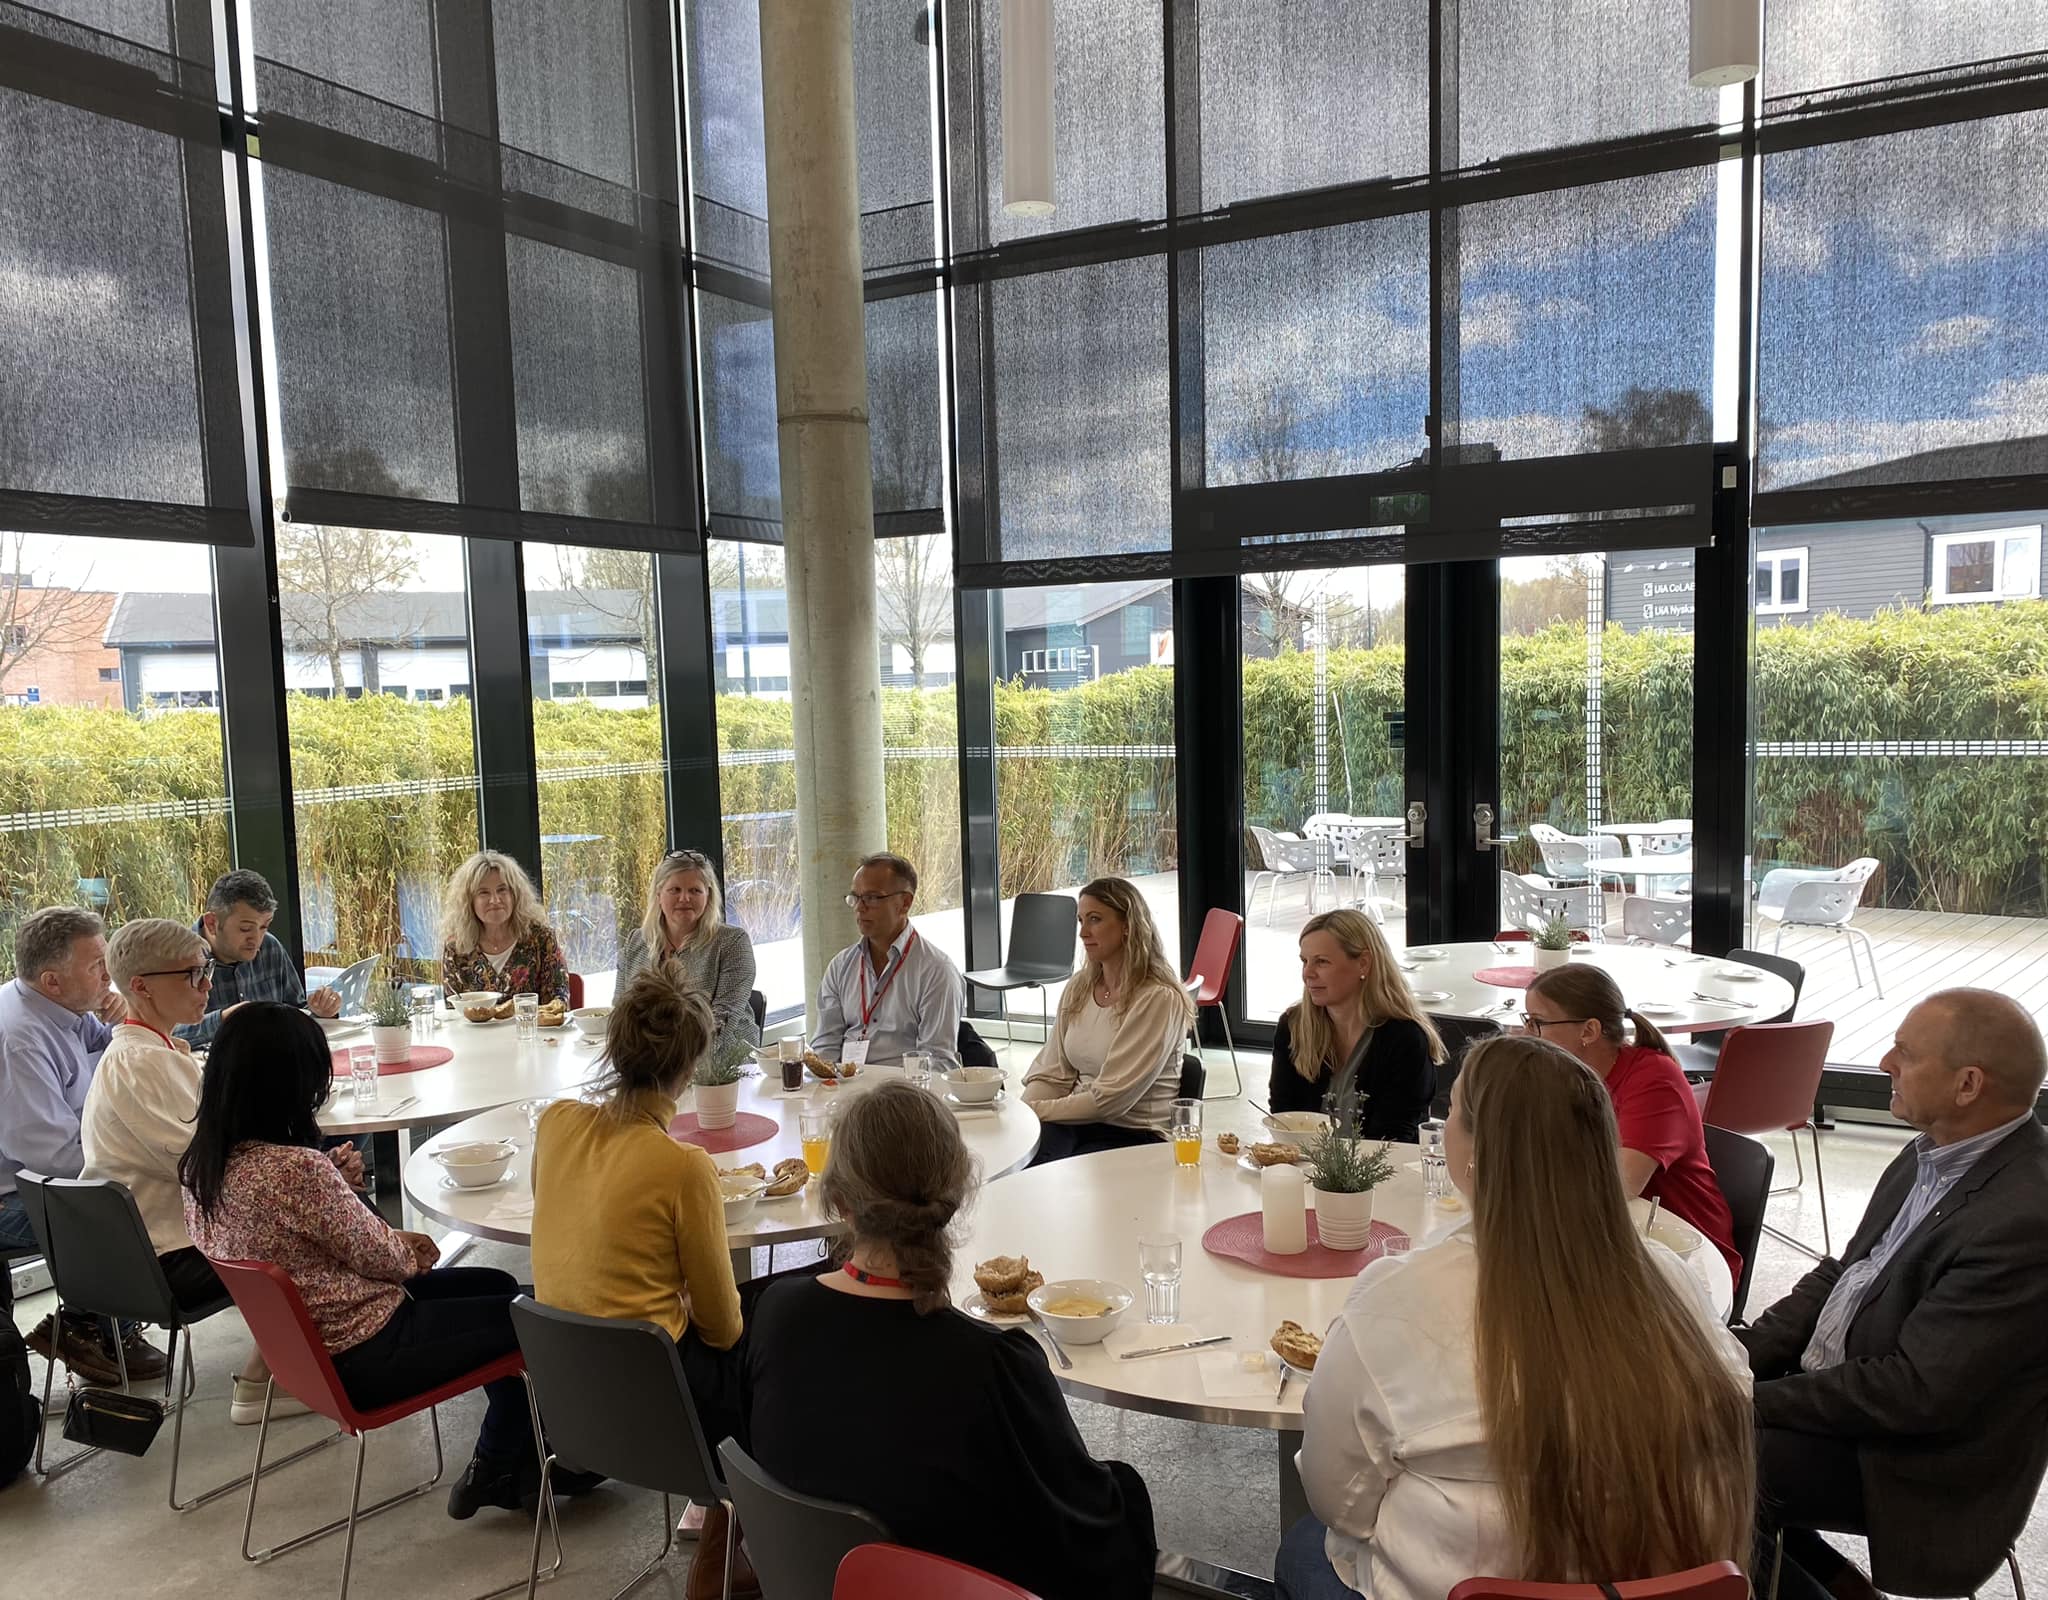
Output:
(6, 600), (2048, 977)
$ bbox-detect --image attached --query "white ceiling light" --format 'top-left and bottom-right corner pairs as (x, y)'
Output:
(1689, 0), (1761, 88)
(1001, 0), (1055, 217)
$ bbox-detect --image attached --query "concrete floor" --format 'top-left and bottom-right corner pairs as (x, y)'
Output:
(0, 1045), (2034, 1598)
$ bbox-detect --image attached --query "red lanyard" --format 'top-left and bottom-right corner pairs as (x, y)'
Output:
(857, 931), (918, 1033)
(842, 1262), (905, 1288)
(120, 1019), (173, 1048)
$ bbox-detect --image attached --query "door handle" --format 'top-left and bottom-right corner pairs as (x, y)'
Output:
(1474, 803), (1516, 852)
(1395, 801), (1427, 850)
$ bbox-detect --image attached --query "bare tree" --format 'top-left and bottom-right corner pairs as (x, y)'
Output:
(0, 533), (108, 698)
(1582, 386), (1711, 452)
(875, 534), (951, 688)
(1501, 556), (1593, 635)
(274, 449), (422, 694)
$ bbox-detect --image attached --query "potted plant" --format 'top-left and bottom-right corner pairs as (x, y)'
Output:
(1301, 1126), (1396, 1250)
(366, 975), (412, 1066)
(693, 1034), (754, 1130)
(1531, 911), (1573, 970)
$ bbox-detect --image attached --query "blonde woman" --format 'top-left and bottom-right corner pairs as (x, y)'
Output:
(1270, 909), (1443, 1141)
(1279, 1036), (1754, 1599)
(437, 850), (569, 1004)
(1021, 877), (1195, 1164)
(616, 848), (759, 1057)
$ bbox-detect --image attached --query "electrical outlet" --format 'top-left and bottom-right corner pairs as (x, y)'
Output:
(9, 1257), (51, 1300)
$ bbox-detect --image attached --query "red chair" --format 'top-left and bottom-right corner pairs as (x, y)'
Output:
(835, 1543), (1042, 1599)
(1184, 908), (1244, 1090)
(209, 1259), (559, 1600)
(567, 972), (584, 1009)
(1695, 1018), (1836, 1256)
(1448, 1559), (1748, 1600)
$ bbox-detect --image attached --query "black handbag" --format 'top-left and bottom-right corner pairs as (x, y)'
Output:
(61, 1385), (165, 1457)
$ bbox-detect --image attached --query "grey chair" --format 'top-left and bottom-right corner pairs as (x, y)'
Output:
(14, 1172), (335, 1503)
(1703, 1125), (1775, 1325)
(1177, 1053), (1205, 1102)
(749, 990), (767, 1033)
(1425, 1014), (1504, 1121)
(510, 1296), (734, 1600)
(962, 893), (1078, 1037)
(717, 1438), (891, 1600)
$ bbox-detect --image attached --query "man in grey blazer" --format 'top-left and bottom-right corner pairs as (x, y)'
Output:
(1739, 987), (2048, 1600)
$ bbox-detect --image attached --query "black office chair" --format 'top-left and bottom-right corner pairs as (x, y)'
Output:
(717, 1439), (890, 1600)
(1425, 1014), (1505, 1120)
(1674, 949), (1805, 1081)
(15, 1172), (335, 1502)
(511, 1296), (736, 1600)
(1703, 1125), (1776, 1325)
(1177, 1053), (1206, 1101)
(957, 1021), (1000, 1070)
(748, 990), (767, 1034)
(962, 893), (1078, 1039)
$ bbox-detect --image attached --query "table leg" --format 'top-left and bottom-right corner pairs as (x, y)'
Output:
(1277, 1428), (1307, 1534)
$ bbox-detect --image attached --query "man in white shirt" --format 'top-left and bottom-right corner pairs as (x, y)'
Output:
(812, 854), (962, 1071)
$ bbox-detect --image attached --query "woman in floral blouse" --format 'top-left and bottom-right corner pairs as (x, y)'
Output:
(438, 850), (571, 1004)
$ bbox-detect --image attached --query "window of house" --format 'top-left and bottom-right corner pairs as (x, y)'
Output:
(1932, 527), (2041, 604)
(98, 666), (120, 681)
(1755, 548), (1808, 614)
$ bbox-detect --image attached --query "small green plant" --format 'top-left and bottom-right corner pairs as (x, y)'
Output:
(1301, 1128), (1396, 1195)
(694, 1031), (755, 1087)
(1533, 911), (1572, 951)
(365, 972), (410, 1028)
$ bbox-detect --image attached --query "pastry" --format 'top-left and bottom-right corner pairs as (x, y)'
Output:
(765, 1159), (809, 1198)
(973, 1254), (1046, 1313)
(1270, 1320), (1323, 1371)
(718, 1163), (767, 1181)
(803, 1049), (845, 1082)
(980, 1272), (1044, 1316)
(1216, 1132), (1241, 1155)
(1249, 1141), (1301, 1167)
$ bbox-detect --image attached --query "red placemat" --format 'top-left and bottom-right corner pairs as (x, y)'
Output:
(1202, 1210), (1409, 1279)
(668, 1111), (779, 1154)
(330, 1044), (453, 1077)
(1473, 964), (1539, 989)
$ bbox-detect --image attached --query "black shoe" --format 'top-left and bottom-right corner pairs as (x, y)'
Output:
(25, 1314), (124, 1387)
(522, 1464), (607, 1511)
(112, 1326), (169, 1381)
(446, 1455), (526, 1520)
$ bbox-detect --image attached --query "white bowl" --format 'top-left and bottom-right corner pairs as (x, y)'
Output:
(1629, 1199), (1704, 1259)
(719, 1173), (765, 1225)
(454, 991), (499, 1009)
(569, 1006), (612, 1038)
(944, 1066), (1005, 1105)
(433, 1140), (516, 1188)
(1264, 1110), (1334, 1139)
(1027, 1278), (1133, 1345)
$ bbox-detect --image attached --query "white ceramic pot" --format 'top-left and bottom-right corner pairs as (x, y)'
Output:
(696, 1078), (742, 1130)
(1313, 1184), (1375, 1250)
(370, 1024), (412, 1065)
(1531, 944), (1570, 970)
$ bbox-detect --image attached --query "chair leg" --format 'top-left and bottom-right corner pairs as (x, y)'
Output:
(243, 1386), (446, 1565)
(1768, 1530), (1784, 1600)
(1773, 922), (1785, 954)
(1810, 1121), (1832, 1257)
(722, 1498), (737, 1600)
(523, 1377), (570, 1600)
(169, 1330), (341, 1513)
(32, 1293), (105, 1480)
(2007, 1545), (2025, 1600)
(337, 1430), (371, 1600)
(1850, 925), (1884, 999)
(1842, 925), (1864, 990)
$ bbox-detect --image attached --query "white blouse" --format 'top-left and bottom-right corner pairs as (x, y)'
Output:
(80, 1024), (203, 1256)
(1019, 986), (1185, 1131)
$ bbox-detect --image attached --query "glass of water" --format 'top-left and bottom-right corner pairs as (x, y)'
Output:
(348, 1045), (380, 1109)
(1138, 1233), (1183, 1324)
(903, 1052), (931, 1092)
(1419, 1117), (1449, 1200)
(409, 985), (438, 1045)
(514, 992), (540, 1042)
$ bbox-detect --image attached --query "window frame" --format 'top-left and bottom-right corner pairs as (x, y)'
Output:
(1930, 526), (2042, 606)
(1755, 546), (1809, 615)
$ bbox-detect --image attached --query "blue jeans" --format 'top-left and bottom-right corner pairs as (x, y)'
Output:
(1276, 1515), (1362, 1600)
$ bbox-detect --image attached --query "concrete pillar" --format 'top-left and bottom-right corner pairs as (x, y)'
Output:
(757, 0), (886, 1017)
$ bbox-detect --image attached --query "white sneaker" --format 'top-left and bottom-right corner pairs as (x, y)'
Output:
(230, 1376), (313, 1426)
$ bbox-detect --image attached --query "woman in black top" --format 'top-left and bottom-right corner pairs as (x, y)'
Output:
(746, 1083), (1155, 1600)
(1268, 909), (1443, 1141)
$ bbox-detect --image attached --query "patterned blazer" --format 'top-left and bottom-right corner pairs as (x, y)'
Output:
(441, 923), (571, 1005)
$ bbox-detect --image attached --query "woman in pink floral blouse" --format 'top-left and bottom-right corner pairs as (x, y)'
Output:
(437, 850), (571, 1005)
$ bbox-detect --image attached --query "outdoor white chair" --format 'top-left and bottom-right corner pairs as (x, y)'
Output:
(1498, 871), (1603, 939)
(1353, 829), (1407, 926)
(1755, 856), (1884, 996)
(1622, 895), (1692, 947)
(1246, 826), (1320, 925)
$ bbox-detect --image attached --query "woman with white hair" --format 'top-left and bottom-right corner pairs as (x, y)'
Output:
(438, 850), (570, 1005)
(616, 848), (759, 1058)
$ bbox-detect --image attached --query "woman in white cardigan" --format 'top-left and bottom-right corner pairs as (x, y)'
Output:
(1021, 878), (1194, 1165)
(1278, 1036), (1756, 1600)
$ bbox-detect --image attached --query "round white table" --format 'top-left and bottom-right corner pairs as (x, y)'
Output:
(400, 1064), (1043, 1253)
(1397, 940), (1791, 1034)
(948, 1141), (1731, 1532)
(317, 1018), (601, 1139)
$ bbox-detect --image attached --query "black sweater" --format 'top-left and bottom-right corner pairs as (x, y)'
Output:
(746, 1275), (1157, 1600)
(1267, 1012), (1435, 1141)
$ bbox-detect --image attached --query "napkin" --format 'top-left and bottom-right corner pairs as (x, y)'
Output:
(1197, 1348), (1288, 1399)
(483, 1197), (535, 1225)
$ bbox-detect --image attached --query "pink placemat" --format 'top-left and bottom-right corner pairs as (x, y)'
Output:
(1473, 964), (1539, 989)
(668, 1111), (779, 1154)
(1202, 1211), (1410, 1279)
(330, 1044), (453, 1077)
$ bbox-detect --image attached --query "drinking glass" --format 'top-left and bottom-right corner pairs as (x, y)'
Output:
(1378, 1233), (1413, 1263)
(514, 992), (540, 1042)
(348, 1045), (380, 1109)
(1138, 1233), (1183, 1324)
(1419, 1117), (1449, 1200)
(409, 985), (438, 1045)
(903, 1052), (931, 1093)
(778, 1036), (806, 1092)
(799, 1104), (833, 1175)
(1169, 1098), (1203, 1166)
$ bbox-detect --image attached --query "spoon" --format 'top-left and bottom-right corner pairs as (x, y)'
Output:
(1642, 1195), (1662, 1237)
(1027, 1307), (1073, 1371)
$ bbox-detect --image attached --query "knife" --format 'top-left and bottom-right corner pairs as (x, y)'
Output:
(376, 1096), (420, 1117)
(1115, 1334), (1231, 1360)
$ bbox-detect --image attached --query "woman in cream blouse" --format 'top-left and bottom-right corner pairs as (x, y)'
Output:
(1021, 877), (1194, 1164)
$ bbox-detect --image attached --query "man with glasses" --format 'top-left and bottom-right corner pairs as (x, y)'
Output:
(180, 868), (341, 1049)
(812, 853), (963, 1071)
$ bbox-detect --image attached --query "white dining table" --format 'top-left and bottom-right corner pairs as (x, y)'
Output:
(317, 1015), (601, 1141)
(1395, 940), (1792, 1034)
(1590, 850), (1695, 890)
(949, 1142), (1731, 1535)
(400, 1063), (1042, 1261)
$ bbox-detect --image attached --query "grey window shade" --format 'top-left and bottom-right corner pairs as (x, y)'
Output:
(492, 0), (637, 191)
(1203, 213), (1431, 485)
(1758, 106), (2048, 498)
(684, 0), (769, 275)
(853, 0), (937, 271)
(990, 256), (1170, 565)
(1197, 0), (1428, 209)
(1764, 0), (2048, 100)
(699, 286), (782, 538)
(867, 293), (943, 528)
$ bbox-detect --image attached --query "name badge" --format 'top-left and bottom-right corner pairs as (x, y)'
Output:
(841, 1038), (871, 1067)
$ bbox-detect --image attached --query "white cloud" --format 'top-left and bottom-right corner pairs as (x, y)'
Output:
(1762, 370), (2048, 488)
(1454, 411), (1588, 460)
(1461, 291), (1523, 350)
(1912, 314), (1996, 356)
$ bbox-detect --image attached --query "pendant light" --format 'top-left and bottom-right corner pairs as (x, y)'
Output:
(1001, 0), (1055, 217)
(1689, 0), (1761, 88)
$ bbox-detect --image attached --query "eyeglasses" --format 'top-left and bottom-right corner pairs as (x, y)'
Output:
(844, 891), (909, 909)
(140, 960), (214, 989)
(1520, 1012), (1590, 1031)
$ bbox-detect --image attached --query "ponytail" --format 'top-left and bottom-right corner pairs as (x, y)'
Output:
(820, 1082), (974, 1314)
(1626, 1008), (1671, 1055)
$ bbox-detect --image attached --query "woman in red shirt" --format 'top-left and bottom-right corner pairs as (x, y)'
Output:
(1521, 966), (1741, 1287)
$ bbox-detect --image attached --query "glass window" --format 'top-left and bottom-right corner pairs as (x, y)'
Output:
(1931, 526), (2040, 604)
(1764, 0), (2048, 99)
(991, 581), (1180, 979)
(525, 542), (665, 1002)
(1239, 564), (1409, 1021)
(0, 534), (231, 974)
(1756, 548), (1809, 614)
(282, 528), (478, 973)
(879, 535), (962, 962)
(989, 257), (1171, 562)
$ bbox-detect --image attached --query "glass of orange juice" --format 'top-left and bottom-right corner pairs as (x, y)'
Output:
(1170, 1097), (1202, 1166)
(799, 1104), (834, 1175)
